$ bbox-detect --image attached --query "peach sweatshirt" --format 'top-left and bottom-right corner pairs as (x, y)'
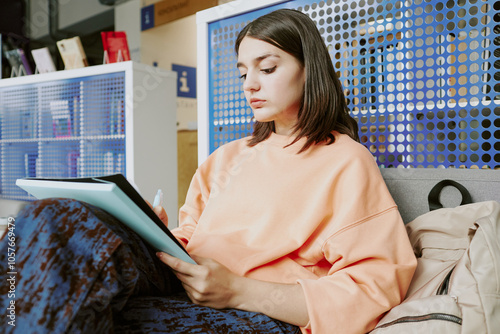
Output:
(172, 132), (417, 334)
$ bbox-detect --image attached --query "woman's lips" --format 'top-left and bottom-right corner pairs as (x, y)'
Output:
(250, 99), (265, 108)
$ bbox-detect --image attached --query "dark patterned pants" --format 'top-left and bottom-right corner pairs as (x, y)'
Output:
(0, 198), (300, 334)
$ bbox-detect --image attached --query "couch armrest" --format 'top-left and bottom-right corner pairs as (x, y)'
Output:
(380, 168), (500, 224)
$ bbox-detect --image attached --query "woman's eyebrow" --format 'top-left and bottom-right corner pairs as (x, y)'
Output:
(237, 53), (280, 68)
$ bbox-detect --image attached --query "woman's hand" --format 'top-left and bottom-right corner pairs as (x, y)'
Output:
(145, 199), (169, 229)
(152, 205), (169, 228)
(156, 252), (309, 326)
(156, 252), (240, 309)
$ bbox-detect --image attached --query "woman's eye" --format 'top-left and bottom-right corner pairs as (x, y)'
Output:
(261, 66), (276, 74)
(239, 74), (247, 80)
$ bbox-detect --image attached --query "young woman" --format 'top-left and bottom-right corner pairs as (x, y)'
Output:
(0, 9), (416, 334)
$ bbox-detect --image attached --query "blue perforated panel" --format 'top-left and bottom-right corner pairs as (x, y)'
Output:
(208, 0), (499, 168)
(0, 72), (126, 200)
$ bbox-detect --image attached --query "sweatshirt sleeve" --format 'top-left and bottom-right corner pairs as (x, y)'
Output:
(171, 169), (207, 247)
(297, 207), (417, 334)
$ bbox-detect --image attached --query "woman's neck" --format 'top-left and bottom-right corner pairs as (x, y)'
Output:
(273, 120), (297, 136)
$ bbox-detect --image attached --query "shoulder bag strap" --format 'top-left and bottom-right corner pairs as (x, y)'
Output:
(428, 179), (473, 211)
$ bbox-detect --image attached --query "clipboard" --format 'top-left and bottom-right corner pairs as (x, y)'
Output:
(16, 173), (195, 265)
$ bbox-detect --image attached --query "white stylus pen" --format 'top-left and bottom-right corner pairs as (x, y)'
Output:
(152, 189), (163, 208)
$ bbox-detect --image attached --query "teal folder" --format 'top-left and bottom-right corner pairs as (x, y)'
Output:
(16, 174), (195, 265)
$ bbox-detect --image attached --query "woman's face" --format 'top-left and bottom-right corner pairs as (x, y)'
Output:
(237, 37), (305, 136)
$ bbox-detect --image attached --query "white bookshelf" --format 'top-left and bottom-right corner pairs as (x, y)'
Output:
(0, 61), (179, 226)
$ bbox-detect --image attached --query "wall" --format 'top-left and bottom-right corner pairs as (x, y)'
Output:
(116, 0), (236, 130)
(27, 0), (114, 40)
(116, 0), (235, 210)
(141, 15), (196, 70)
(139, 10), (199, 210)
(200, 0), (499, 169)
(115, 0), (142, 63)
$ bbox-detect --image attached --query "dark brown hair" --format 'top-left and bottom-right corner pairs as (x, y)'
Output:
(235, 9), (359, 152)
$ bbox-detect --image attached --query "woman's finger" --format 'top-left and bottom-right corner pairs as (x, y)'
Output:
(153, 206), (169, 227)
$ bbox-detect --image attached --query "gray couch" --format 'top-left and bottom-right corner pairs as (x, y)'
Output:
(2, 169), (499, 224)
(381, 168), (500, 224)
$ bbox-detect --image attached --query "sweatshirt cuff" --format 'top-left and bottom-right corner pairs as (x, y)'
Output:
(296, 279), (312, 331)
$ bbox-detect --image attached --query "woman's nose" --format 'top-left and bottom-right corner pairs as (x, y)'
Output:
(243, 73), (259, 91)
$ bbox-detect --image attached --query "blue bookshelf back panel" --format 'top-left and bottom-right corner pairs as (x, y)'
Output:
(207, 0), (499, 168)
(0, 72), (127, 200)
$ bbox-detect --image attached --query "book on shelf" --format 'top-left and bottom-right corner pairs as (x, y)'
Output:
(31, 47), (56, 73)
(115, 153), (125, 175)
(24, 153), (38, 178)
(50, 100), (72, 137)
(4, 48), (33, 76)
(16, 174), (195, 264)
(4, 49), (22, 74)
(101, 31), (131, 64)
(21, 110), (37, 138)
(102, 151), (126, 176)
(104, 151), (114, 175)
(56, 36), (88, 70)
(110, 98), (125, 135)
(17, 48), (33, 75)
(67, 151), (80, 178)
(0, 33), (3, 78)
(72, 95), (81, 136)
